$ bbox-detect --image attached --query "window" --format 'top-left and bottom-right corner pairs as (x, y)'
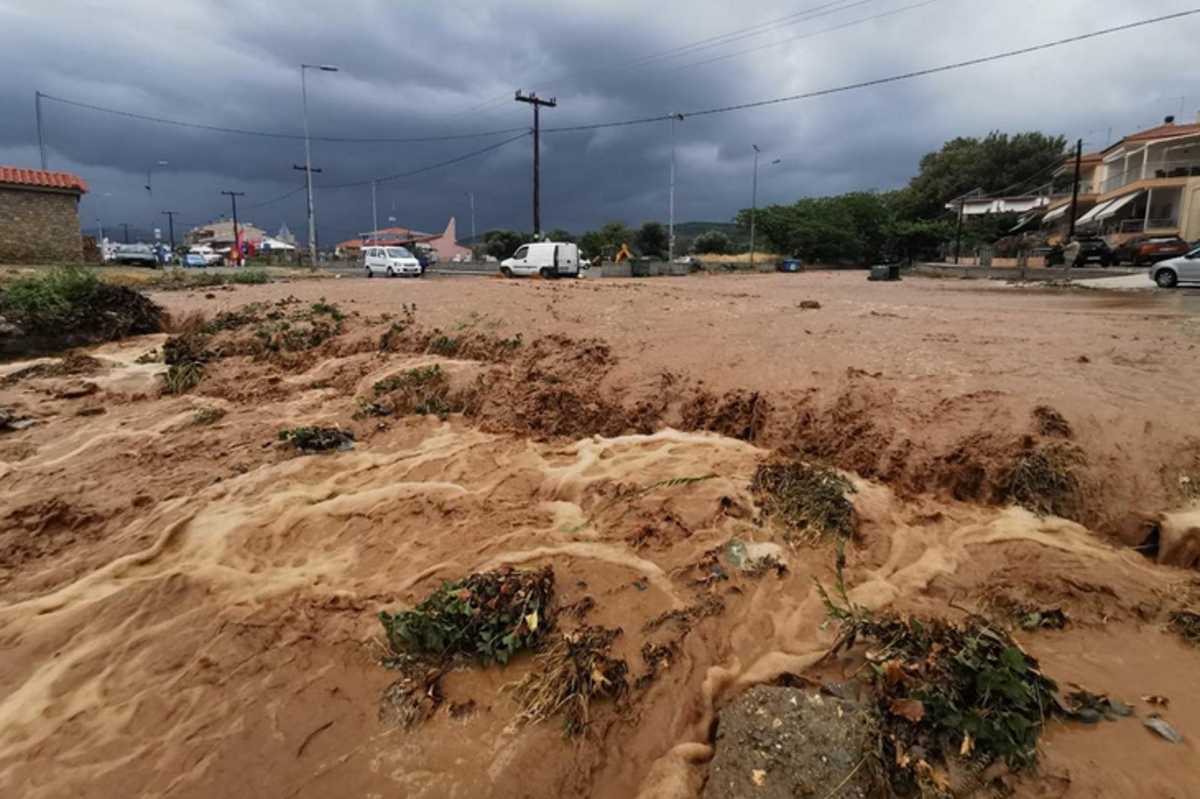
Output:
(386, 247), (412, 258)
(513, 246), (529, 260)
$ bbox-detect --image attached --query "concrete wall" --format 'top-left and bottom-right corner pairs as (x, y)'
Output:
(0, 186), (83, 263)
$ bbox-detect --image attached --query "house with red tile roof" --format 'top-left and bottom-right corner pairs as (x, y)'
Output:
(0, 166), (90, 263)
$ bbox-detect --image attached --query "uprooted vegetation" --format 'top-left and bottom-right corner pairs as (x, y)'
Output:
(822, 580), (1061, 795)
(366, 364), (471, 419)
(1169, 609), (1200, 646)
(997, 441), (1084, 518)
(0, 267), (164, 354)
(511, 626), (629, 737)
(0, 352), (101, 386)
(752, 460), (857, 540)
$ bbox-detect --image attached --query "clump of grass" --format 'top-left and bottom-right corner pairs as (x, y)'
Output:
(1169, 610), (1200, 645)
(821, 575), (1060, 794)
(229, 268), (269, 285)
(0, 266), (164, 339)
(161, 362), (204, 395)
(191, 406), (225, 426)
(309, 298), (345, 320)
(426, 334), (461, 356)
(370, 365), (462, 419)
(278, 425), (354, 452)
(752, 460), (856, 540)
(379, 566), (554, 665)
(510, 626), (629, 736)
(998, 443), (1084, 518)
(373, 365), (444, 395)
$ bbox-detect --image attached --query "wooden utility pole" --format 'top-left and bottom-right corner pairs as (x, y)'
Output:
(221, 191), (246, 266)
(514, 91), (556, 236)
(34, 91), (48, 170)
(161, 210), (179, 253)
(1066, 138), (1083, 240)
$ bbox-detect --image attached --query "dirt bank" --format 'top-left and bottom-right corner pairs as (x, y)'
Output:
(1, 275), (1198, 798)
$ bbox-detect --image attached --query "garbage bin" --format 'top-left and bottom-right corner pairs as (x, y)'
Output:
(868, 264), (901, 282)
(779, 259), (802, 273)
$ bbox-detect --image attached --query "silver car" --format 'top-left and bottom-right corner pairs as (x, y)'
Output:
(1152, 246), (1200, 288)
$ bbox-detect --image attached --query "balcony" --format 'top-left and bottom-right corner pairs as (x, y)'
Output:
(1102, 159), (1200, 194)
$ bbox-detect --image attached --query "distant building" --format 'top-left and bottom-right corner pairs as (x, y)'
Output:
(334, 217), (471, 261)
(0, 166), (89, 263)
(276, 223), (296, 245)
(186, 219), (266, 249)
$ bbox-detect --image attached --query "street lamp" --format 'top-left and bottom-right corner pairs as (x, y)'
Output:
(749, 146), (782, 271)
(300, 63), (339, 267)
(145, 160), (168, 194)
(465, 191), (477, 247)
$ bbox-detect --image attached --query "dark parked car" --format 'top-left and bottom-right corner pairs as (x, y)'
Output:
(1112, 235), (1191, 266)
(1073, 236), (1116, 267)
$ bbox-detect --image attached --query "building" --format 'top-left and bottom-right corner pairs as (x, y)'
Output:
(334, 217), (471, 261)
(0, 166), (89, 263)
(186, 219), (267, 249)
(1045, 116), (1200, 242)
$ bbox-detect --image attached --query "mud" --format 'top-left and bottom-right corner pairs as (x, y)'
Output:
(2, 275), (1200, 798)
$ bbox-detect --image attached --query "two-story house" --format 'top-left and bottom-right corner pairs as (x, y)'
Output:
(1046, 115), (1200, 242)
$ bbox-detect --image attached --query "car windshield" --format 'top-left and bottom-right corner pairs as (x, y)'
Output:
(386, 247), (412, 258)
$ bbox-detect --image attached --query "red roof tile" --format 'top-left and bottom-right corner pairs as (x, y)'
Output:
(0, 166), (89, 193)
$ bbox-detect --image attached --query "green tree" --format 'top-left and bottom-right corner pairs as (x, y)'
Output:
(905, 131), (1067, 217)
(692, 229), (733, 254)
(545, 228), (575, 243)
(579, 222), (634, 260)
(635, 221), (669, 259)
(482, 229), (528, 260)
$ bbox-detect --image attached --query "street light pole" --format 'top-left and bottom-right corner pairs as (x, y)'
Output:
(300, 63), (339, 268)
(145, 160), (168, 194)
(466, 191), (477, 247)
(750, 145), (760, 271)
(371, 180), (378, 244)
(669, 113), (684, 265)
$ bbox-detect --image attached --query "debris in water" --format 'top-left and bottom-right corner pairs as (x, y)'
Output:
(277, 426), (355, 452)
(1142, 694), (1170, 708)
(1032, 405), (1073, 439)
(379, 566), (554, 665)
(998, 442), (1084, 518)
(752, 460), (857, 540)
(1143, 715), (1184, 744)
(1057, 689), (1133, 723)
(511, 625), (628, 736)
(797, 300), (822, 310)
(1169, 609), (1200, 645)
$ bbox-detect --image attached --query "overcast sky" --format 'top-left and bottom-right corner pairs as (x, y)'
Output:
(1, 0), (1197, 244)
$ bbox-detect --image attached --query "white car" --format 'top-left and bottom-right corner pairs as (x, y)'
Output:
(500, 242), (583, 278)
(1151, 246), (1200, 288)
(364, 246), (422, 278)
(188, 245), (223, 266)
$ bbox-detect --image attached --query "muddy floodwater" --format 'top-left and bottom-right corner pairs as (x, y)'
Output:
(2, 272), (1199, 797)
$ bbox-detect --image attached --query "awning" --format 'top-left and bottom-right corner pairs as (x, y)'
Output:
(1041, 204), (1069, 224)
(1074, 198), (1116, 227)
(1008, 212), (1043, 233)
(1096, 190), (1144, 221)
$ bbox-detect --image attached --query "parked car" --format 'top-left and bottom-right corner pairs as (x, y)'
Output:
(1150, 246), (1200, 288)
(182, 253), (208, 268)
(500, 242), (583, 278)
(188, 245), (223, 266)
(1112, 235), (1191, 266)
(364, 245), (422, 277)
(1073, 236), (1116, 267)
(111, 243), (159, 266)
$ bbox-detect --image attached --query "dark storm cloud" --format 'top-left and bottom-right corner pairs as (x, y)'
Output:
(1, 0), (1197, 244)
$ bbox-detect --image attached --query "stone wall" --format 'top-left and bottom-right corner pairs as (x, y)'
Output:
(0, 187), (83, 263)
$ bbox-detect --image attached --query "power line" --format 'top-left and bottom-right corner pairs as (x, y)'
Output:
(37, 93), (528, 143)
(542, 10), (1200, 134)
(318, 130), (531, 190)
(245, 185), (307, 209)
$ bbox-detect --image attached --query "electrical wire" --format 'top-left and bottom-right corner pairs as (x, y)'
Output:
(37, 93), (528, 143)
(542, 10), (1200, 134)
(244, 185), (307, 209)
(317, 130), (531, 191)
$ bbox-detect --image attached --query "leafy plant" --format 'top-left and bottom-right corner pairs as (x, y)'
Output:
(278, 426), (354, 452)
(229, 268), (269, 285)
(379, 566), (554, 665)
(426, 335), (460, 356)
(1169, 610), (1200, 645)
(0, 266), (164, 339)
(162, 361), (204, 395)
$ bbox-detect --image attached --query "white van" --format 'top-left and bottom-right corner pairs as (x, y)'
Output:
(500, 242), (583, 278)
(364, 246), (422, 278)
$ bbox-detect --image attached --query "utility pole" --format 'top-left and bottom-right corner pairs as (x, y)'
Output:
(299, 63), (340, 268)
(515, 91), (557, 237)
(466, 191), (477, 247)
(371, 180), (378, 244)
(221, 191), (246, 266)
(122, 223), (130, 244)
(1067, 138), (1083, 241)
(669, 113), (685, 264)
(750, 145), (760, 270)
(34, 91), (47, 170)
(161, 210), (178, 253)
(953, 201), (965, 264)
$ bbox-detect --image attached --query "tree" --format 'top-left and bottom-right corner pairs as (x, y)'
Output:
(545, 228), (575, 243)
(692, 229), (733, 254)
(635, 221), (668, 259)
(482, 229), (528, 260)
(905, 131), (1067, 218)
(578, 222), (634, 260)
